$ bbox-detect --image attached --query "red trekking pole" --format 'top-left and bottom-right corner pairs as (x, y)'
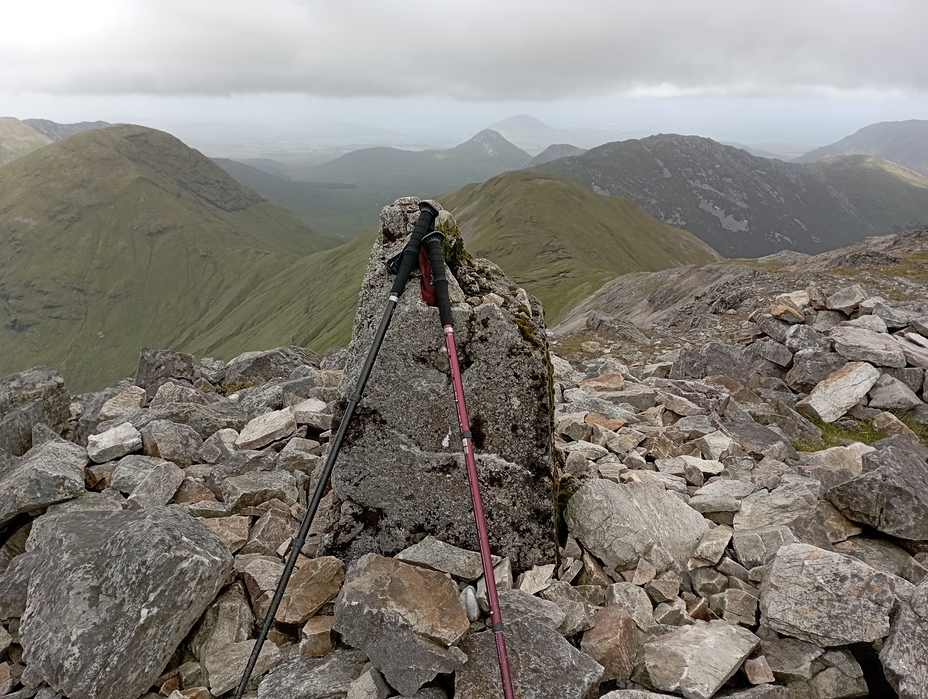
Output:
(421, 230), (516, 699)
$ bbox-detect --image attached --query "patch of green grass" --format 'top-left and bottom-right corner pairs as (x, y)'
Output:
(893, 410), (928, 445)
(793, 416), (882, 452)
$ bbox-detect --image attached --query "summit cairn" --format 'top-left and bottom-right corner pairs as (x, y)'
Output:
(319, 197), (557, 571)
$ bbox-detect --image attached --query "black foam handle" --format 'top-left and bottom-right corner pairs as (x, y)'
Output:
(424, 232), (453, 327)
(390, 201), (440, 297)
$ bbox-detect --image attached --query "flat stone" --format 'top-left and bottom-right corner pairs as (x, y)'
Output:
(830, 326), (906, 367)
(0, 436), (87, 526)
(846, 313), (888, 333)
(756, 314), (790, 343)
(514, 563), (555, 595)
(753, 338), (792, 367)
(826, 445), (928, 540)
(868, 374), (922, 410)
(97, 386), (147, 422)
(276, 556), (345, 625)
(693, 526), (733, 565)
(760, 637), (823, 682)
(257, 649), (367, 699)
(497, 587), (565, 631)
(203, 639), (283, 697)
(796, 362), (881, 423)
(126, 459), (184, 509)
(395, 536), (490, 582)
(455, 617), (603, 699)
(235, 409), (296, 450)
(87, 422), (143, 463)
(333, 554), (468, 695)
(220, 471), (299, 514)
(721, 420), (798, 461)
(759, 543), (895, 646)
(643, 620), (759, 699)
(565, 479), (708, 573)
(111, 455), (171, 493)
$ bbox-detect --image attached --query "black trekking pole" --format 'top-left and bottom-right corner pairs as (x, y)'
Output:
(421, 230), (516, 699)
(233, 200), (440, 699)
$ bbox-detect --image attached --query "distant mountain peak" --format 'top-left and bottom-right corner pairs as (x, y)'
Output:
(489, 114), (555, 132)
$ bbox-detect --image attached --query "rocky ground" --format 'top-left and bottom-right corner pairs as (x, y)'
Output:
(1, 215), (928, 699)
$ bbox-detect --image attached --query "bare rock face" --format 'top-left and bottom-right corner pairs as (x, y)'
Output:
(826, 445), (928, 540)
(759, 543), (895, 646)
(333, 553), (469, 695)
(0, 367), (70, 456)
(455, 617), (604, 699)
(0, 435), (87, 526)
(321, 198), (556, 570)
(19, 508), (232, 699)
(565, 479), (708, 572)
(643, 620), (759, 699)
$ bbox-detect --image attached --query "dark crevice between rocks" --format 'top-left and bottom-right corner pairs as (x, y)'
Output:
(851, 642), (897, 697)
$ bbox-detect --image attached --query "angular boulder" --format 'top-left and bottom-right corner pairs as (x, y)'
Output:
(221, 346), (319, 392)
(455, 617), (604, 699)
(19, 507), (232, 699)
(759, 543), (895, 646)
(0, 367), (70, 456)
(796, 362), (881, 423)
(333, 553), (469, 695)
(880, 579), (928, 699)
(565, 479), (708, 572)
(257, 649), (367, 699)
(0, 436), (87, 526)
(829, 326), (906, 368)
(826, 445), (928, 540)
(321, 199), (556, 570)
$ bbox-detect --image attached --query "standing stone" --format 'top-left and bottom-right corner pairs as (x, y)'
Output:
(759, 543), (895, 646)
(643, 621), (759, 699)
(20, 508), (232, 699)
(565, 479), (708, 572)
(795, 362), (881, 423)
(135, 348), (196, 395)
(826, 446), (928, 540)
(0, 436), (87, 525)
(0, 367), (70, 456)
(321, 199), (555, 570)
(455, 617), (603, 699)
(333, 554), (469, 695)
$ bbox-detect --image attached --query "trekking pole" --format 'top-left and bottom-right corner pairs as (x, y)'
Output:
(422, 230), (516, 699)
(233, 200), (440, 699)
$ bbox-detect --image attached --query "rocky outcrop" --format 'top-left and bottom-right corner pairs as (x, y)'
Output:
(321, 197), (556, 570)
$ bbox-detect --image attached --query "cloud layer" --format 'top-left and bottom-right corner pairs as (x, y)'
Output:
(3, 0), (926, 100)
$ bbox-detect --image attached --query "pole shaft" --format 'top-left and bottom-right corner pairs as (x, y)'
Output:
(444, 325), (516, 699)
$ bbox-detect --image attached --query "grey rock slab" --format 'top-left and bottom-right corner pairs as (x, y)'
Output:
(24, 491), (126, 552)
(134, 401), (248, 440)
(220, 471), (299, 514)
(0, 436), (87, 525)
(140, 419), (203, 466)
(0, 367), (70, 457)
(643, 620), (759, 699)
(795, 362), (881, 423)
(721, 420), (798, 461)
(126, 460), (184, 509)
(198, 428), (238, 464)
(19, 507), (231, 699)
(732, 526), (797, 568)
(880, 579), (928, 699)
(395, 535), (491, 581)
(759, 543), (895, 646)
(87, 422), (142, 463)
(756, 313), (790, 344)
(759, 637), (823, 682)
(605, 582), (658, 632)
(333, 553), (469, 695)
(846, 313), (888, 333)
(795, 442), (873, 492)
(235, 409), (296, 450)
(670, 341), (753, 383)
(825, 284), (867, 315)
(565, 479), (708, 573)
(203, 639), (283, 697)
(134, 348), (196, 395)
(111, 454), (172, 493)
(150, 381), (210, 406)
(97, 386), (146, 422)
(785, 349), (846, 393)
(221, 346), (319, 392)
(753, 338), (793, 367)
(455, 617), (604, 699)
(868, 374), (922, 410)
(539, 579), (593, 636)
(257, 649), (367, 699)
(825, 445), (928, 540)
(784, 324), (831, 354)
(829, 326), (906, 367)
(497, 587), (565, 631)
(188, 582), (254, 661)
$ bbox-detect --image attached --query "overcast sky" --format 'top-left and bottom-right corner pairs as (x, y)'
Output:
(2, 0), (926, 150)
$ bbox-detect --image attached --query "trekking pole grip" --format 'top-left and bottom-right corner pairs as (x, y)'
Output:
(424, 232), (453, 327)
(390, 200), (440, 296)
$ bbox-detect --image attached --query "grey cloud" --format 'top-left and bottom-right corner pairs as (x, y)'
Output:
(1, 0), (926, 100)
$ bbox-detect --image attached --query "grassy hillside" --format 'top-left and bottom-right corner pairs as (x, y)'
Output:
(442, 171), (721, 319)
(0, 117), (52, 166)
(536, 134), (928, 257)
(0, 124), (334, 391)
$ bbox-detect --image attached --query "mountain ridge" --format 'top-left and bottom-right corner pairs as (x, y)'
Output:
(796, 119), (928, 176)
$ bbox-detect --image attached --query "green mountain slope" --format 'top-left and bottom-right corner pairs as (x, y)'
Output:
(0, 117), (52, 166)
(441, 171), (721, 319)
(230, 130), (534, 239)
(796, 120), (928, 176)
(0, 124), (333, 391)
(536, 134), (928, 257)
